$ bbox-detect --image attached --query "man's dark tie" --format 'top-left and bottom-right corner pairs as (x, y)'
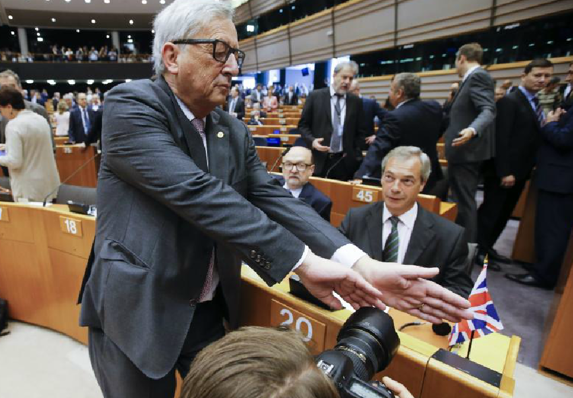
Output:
(532, 96), (545, 126)
(330, 94), (343, 153)
(383, 217), (400, 262)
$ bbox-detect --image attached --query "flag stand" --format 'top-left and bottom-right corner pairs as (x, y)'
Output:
(466, 330), (476, 359)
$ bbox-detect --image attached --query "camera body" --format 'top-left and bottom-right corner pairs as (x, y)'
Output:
(315, 307), (400, 398)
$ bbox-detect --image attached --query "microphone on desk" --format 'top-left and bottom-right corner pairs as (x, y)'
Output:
(324, 153), (347, 180)
(269, 146), (292, 173)
(42, 149), (101, 207)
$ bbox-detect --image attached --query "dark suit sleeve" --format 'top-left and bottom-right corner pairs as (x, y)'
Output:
(541, 112), (573, 150)
(298, 92), (316, 146)
(440, 230), (473, 298)
(236, 100), (245, 120)
(374, 102), (388, 125)
(468, 72), (496, 136)
(354, 112), (400, 178)
(85, 110), (103, 146)
(68, 111), (78, 143)
(494, 96), (516, 178)
(318, 200), (332, 222)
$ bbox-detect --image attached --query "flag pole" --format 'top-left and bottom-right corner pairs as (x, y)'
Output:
(466, 330), (475, 359)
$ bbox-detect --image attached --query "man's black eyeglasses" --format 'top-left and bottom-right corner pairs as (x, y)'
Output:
(172, 39), (245, 68)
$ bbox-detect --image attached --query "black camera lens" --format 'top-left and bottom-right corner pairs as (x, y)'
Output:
(334, 307), (400, 381)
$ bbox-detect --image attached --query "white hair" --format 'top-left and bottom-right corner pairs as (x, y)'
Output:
(152, 0), (235, 76)
(381, 146), (432, 183)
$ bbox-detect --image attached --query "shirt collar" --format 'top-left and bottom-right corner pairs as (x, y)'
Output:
(283, 182), (303, 198)
(330, 86), (346, 99)
(382, 202), (418, 230)
(518, 85), (537, 102)
(462, 65), (480, 82)
(174, 95), (206, 125)
(395, 98), (414, 109)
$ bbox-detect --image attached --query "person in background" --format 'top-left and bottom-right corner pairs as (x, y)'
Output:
(494, 86), (506, 102)
(349, 80), (387, 148)
(0, 86), (60, 202)
(54, 101), (71, 137)
(250, 83), (263, 104)
(224, 86), (245, 119)
(247, 110), (264, 125)
(283, 85), (299, 105)
(52, 92), (61, 110)
(559, 62), (573, 109)
(537, 76), (561, 116)
(275, 145), (332, 222)
(263, 85), (279, 112)
(68, 92), (95, 143)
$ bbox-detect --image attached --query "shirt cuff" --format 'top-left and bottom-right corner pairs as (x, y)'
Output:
(331, 244), (367, 268)
(291, 245), (310, 272)
(468, 127), (477, 136)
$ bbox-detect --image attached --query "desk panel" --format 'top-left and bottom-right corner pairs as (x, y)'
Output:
(55, 145), (99, 188)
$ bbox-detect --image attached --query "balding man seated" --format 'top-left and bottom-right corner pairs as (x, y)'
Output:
(275, 146), (332, 222)
(340, 146), (473, 298)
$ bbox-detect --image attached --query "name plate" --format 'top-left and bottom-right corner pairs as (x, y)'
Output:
(59, 216), (83, 237)
(64, 147), (73, 154)
(280, 126), (287, 132)
(249, 126), (257, 132)
(280, 136), (289, 142)
(279, 118), (286, 125)
(270, 299), (326, 354)
(352, 187), (379, 203)
(0, 206), (9, 222)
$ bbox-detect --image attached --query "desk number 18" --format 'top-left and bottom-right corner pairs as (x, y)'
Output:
(64, 219), (77, 234)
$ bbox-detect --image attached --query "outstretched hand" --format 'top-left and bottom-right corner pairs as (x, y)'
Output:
(295, 251), (385, 311)
(353, 256), (472, 323)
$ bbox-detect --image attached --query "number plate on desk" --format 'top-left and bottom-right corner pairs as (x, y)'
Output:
(352, 187), (378, 203)
(279, 118), (286, 124)
(0, 206), (9, 222)
(59, 216), (83, 237)
(64, 147), (73, 154)
(270, 299), (326, 354)
(280, 126), (287, 132)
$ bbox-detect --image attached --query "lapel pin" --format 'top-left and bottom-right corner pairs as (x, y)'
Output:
(217, 132), (224, 138)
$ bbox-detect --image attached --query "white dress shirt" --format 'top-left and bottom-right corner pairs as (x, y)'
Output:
(382, 203), (418, 264)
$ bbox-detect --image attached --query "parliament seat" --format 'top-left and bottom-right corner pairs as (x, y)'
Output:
(55, 184), (97, 206)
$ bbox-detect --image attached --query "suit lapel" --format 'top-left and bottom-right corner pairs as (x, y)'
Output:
(155, 77), (208, 172)
(403, 206), (435, 264)
(367, 203), (384, 261)
(324, 89), (333, 137)
(515, 89), (540, 131)
(205, 111), (230, 181)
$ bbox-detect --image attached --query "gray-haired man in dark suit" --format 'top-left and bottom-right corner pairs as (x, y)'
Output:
(77, 1), (472, 397)
(444, 42), (496, 243)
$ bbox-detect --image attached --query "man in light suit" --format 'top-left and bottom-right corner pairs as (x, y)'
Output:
(275, 145), (332, 221)
(68, 92), (96, 143)
(477, 59), (554, 267)
(0, 69), (54, 176)
(298, 61), (367, 181)
(78, 2), (471, 397)
(353, 73), (443, 195)
(445, 42), (496, 243)
(341, 146), (472, 298)
(250, 83), (263, 104)
(224, 86), (245, 119)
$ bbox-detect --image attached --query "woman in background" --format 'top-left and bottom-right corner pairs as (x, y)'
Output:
(263, 85), (279, 112)
(54, 100), (70, 137)
(0, 86), (60, 202)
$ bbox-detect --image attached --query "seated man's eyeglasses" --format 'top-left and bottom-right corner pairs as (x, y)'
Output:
(282, 161), (312, 172)
(172, 39), (245, 68)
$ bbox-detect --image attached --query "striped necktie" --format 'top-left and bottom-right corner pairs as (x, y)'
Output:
(532, 96), (544, 126)
(383, 216), (400, 262)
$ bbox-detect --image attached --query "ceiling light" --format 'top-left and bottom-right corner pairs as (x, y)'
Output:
(35, 27), (39, 31)
(87, 80), (95, 85)
(48, 80), (56, 86)
(37, 32), (41, 36)
(104, 0), (110, 3)
(38, 37), (44, 42)
(11, 31), (15, 36)
(128, 39), (133, 43)
(85, 0), (91, 3)
(152, 30), (155, 33)
(142, 0), (147, 4)
(8, 15), (13, 20)
(26, 80), (34, 84)
(68, 80), (76, 85)
(160, 0), (165, 4)
(106, 34), (110, 38)
(77, 29), (80, 33)
(129, 20), (134, 25)
(125, 79), (132, 83)
(91, 19), (96, 24)
(52, 18), (57, 22)
(65, 0), (71, 2)
(128, 35), (131, 38)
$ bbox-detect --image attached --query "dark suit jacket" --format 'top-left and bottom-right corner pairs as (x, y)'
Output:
(340, 202), (472, 298)
(444, 67), (496, 164)
(298, 87), (366, 175)
(68, 106), (96, 143)
(79, 76), (350, 379)
(536, 104), (573, 194)
(224, 96), (245, 120)
(361, 97), (387, 137)
(275, 175), (332, 221)
(494, 88), (540, 180)
(354, 99), (443, 193)
(85, 107), (103, 148)
(284, 92), (299, 105)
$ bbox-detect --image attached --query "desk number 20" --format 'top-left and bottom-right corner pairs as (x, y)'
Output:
(280, 308), (313, 342)
(64, 219), (78, 234)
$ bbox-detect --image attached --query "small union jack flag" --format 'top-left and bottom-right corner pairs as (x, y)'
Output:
(448, 259), (504, 346)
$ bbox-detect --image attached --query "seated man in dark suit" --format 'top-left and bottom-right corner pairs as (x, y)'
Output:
(353, 73), (443, 195)
(341, 146), (473, 298)
(275, 145), (332, 221)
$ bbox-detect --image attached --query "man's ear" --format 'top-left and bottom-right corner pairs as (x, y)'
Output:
(162, 42), (180, 75)
(309, 164), (316, 176)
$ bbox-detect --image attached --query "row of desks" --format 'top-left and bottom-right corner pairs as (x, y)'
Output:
(0, 202), (519, 397)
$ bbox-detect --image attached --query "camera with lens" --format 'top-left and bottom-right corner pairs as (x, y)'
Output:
(315, 307), (400, 398)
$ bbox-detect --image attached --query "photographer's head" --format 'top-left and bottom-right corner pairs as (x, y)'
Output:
(181, 326), (339, 398)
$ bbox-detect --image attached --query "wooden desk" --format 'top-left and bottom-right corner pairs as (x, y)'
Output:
(54, 136), (69, 145)
(539, 232), (573, 378)
(248, 125), (297, 135)
(262, 117), (300, 126)
(239, 266), (519, 398)
(55, 145), (99, 188)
